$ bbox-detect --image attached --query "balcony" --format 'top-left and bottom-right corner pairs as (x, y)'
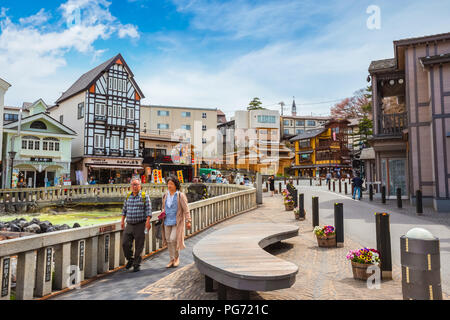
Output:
(377, 112), (407, 136)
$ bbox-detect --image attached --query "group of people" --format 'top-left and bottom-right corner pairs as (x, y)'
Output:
(121, 175), (191, 272)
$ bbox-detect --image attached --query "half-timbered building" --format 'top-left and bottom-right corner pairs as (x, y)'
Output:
(48, 54), (145, 184)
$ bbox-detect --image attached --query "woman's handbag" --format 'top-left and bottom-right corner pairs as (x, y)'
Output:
(155, 210), (165, 240)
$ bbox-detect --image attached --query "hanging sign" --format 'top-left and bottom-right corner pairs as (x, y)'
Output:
(177, 170), (184, 183)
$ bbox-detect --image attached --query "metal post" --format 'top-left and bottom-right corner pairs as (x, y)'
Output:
(369, 184), (373, 201)
(375, 212), (392, 280)
(278, 181), (282, 194)
(416, 190), (423, 215)
(397, 188), (402, 208)
(312, 196), (319, 228)
(319, 178), (322, 186)
(381, 185), (386, 204)
(309, 178), (312, 186)
(339, 179), (342, 193)
(333, 180), (335, 192)
(299, 193), (305, 220)
(328, 180), (331, 190)
(292, 188), (298, 208)
(344, 182), (347, 194)
(400, 228), (442, 300)
(334, 203), (344, 247)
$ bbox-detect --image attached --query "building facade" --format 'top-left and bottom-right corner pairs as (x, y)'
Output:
(140, 105), (218, 167)
(369, 32), (450, 210)
(48, 54), (145, 184)
(290, 119), (351, 177)
(2, 99), (76, 188)
(0, 77), (11, 185)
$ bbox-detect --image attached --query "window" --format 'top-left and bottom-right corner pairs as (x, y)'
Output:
(283, 120), (290, 126)
(110, 136), (119, 149)
(77, 103), (84, 119)
(284, 129), (290, 135)
(108, 106), (112, 117)
(59, 115), (63, 123)
(123, 80), (127, 92)
(202, 112), (207, 119)
(30, 121), (47, 130)
(43, 142), (48, 150)
(181, 112), (191, 118)
(108, 77), (113, 89)
(95, 103), (106, 116)
(296, 120), (304, 126)
(202, 125), (207, 131)
(257, 115), (276, 123)
(122, 108), (126, 118)
(157, 110), (169, 116)
(157, 123), (169, 129)
(113, 78), (117, 90)
(94, 134), (105, 148)
(35, 141), (40, 150)
(118, 78), (122, 92)
(181, 125), (191, 130)
(43, 137), (59, 151)
(4, 113), (18, 122)
(124, 137), (134, 150)
(202, 138), (207, 144)
(299, 140), (310, 148)
(296, 129), (304, 134)
(112, 105), (118, 117)
(22, 136), (39, 150)
(307, 120), (316, 126)
(127, 108), (134, 120)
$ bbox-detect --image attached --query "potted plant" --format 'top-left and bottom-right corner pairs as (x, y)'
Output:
(313, 225), (336, 247)
(282, 189), (294, 211)
(293, 207), (306, 220)
(346, 248), (380, 281)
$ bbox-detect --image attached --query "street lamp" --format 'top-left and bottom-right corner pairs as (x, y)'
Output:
(8, 151), (16, 188)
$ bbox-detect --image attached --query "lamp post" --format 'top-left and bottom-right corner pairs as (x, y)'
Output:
(8, 151), (16, 188)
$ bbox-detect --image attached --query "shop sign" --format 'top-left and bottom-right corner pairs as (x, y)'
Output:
(30, 158), (53, 162)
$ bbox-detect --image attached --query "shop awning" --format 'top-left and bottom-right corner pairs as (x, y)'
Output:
(88, 165), (144, 170)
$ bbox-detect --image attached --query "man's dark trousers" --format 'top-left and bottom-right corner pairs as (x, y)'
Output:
(122, 222), (146, 267)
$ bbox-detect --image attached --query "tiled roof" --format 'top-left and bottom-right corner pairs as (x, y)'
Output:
(369, 58), (396, 73)
(289, 128), (326, 142)
(420, 53), (450, 67)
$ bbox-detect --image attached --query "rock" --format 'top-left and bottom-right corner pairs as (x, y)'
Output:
(72, 223), (81, 228)
(46, 227), (56, 233)
(38, 221), (52, 233)
(0, 222), (5, 230)
(24, 223), (41, 233)
(8, 224), (21, 232)
(30, 218), (41, 225)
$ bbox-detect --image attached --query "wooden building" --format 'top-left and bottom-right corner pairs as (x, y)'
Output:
(290, 119), (351, 177)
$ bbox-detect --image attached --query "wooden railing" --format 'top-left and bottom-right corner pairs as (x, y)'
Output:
(378, 112), (407, 136)
(0, 186), (257, 300)
(0, 183), (247, 206)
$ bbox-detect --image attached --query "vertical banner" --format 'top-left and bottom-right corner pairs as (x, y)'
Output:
(157, 170), (163, 184)
(153, 169), (159, 184)
(177, 170), (184, 183)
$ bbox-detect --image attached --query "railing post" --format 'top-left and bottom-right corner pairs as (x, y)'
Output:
(71, 240), (85, 282)
(35, 247), (54, 297)
(312, 196), (319, 228)
(375, 212), (392, 280)
(97, 234), (110, 274)
(0, 256), (12, 300)
(15, 250), (37, 300)
(85, 236), (99, 278)
(416, 190), (423, 215)
(53, 242), (71, 291)
(334, 203), (344, 247)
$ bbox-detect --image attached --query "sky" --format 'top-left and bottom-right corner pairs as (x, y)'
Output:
(1, 0), (450, 120)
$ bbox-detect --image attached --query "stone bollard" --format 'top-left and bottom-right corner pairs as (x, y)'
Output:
(400, 228), (442, 300)
(334, 203), (344, 247)
(319, 178), (322, 186)
(375, 212), (392, 280)
(312, 196), (319, 228)
(369, 184), (373, 201)
(416, 190), (423, 215)
(297, 178), (299, 185)
(397, 188), (402, 208)
(310, 178), (312, 186)
(381, 186), (386, 204)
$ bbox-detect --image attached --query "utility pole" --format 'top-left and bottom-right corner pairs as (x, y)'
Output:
(279, 102), (285, 116)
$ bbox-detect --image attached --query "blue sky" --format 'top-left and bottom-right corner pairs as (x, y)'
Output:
(1, 0), (450, 119)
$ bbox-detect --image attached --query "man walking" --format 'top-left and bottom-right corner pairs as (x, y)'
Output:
(351, 172), (364, 200)
(121, 178), (152, 272)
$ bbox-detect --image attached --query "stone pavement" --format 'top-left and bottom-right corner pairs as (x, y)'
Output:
(53, 190), (449, 300)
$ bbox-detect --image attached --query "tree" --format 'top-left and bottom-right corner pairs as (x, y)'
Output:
(330, 86), (372, 119)
(248, 97), (264, 110)
(351, 116), (373, 149)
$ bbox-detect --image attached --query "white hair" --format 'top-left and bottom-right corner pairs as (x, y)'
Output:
(130, 177), (141, 184)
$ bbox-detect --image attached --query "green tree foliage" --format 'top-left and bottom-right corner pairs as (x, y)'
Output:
(248, 97), (264, 110)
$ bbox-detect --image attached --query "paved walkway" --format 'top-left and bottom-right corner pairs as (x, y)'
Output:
(52, 188), (449, 300)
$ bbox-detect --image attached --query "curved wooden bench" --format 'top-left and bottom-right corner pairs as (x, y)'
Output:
(193, 223), (299, 299)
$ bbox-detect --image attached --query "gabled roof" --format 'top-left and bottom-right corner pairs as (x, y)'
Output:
(369, 58), (396, 73)
(4, 112), (77, 136)
(0, 77), (11, 90)
(290, 128), (327, 142)
(55, 53), (145, 104)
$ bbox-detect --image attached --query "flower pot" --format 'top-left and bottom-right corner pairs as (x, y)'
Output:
(351, 261), (377, 281)
(294, 212), (300, 220)
(316, 234), (336, 247)
(284, 203), (294, 211)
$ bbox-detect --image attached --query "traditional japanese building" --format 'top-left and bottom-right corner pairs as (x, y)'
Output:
(1, 99), (76, 188)
(290, 119), (351, 177)
(48, 54), (145, 184)
(368, 32), (450, 210)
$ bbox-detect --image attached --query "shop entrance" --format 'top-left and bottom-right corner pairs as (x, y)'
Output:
(36, 171), (45, 187)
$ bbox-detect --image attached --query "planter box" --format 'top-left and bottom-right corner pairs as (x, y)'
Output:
(351, 261), (378, 281)
(284, 203), (294, 211)
(316, 234), (336, 247)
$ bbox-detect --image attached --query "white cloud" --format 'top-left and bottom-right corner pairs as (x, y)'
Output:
(0, 0), (139, 105)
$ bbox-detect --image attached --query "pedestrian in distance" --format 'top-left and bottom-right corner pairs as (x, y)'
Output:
(121, 178), (152, 272)
(269, 175), (275, 196)
(160, 176), (192, 268)
(351, 172), (364, 200)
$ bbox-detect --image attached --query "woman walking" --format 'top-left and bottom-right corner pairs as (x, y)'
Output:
(269, 175), (275, 196)
(161, 176), (192, 268)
